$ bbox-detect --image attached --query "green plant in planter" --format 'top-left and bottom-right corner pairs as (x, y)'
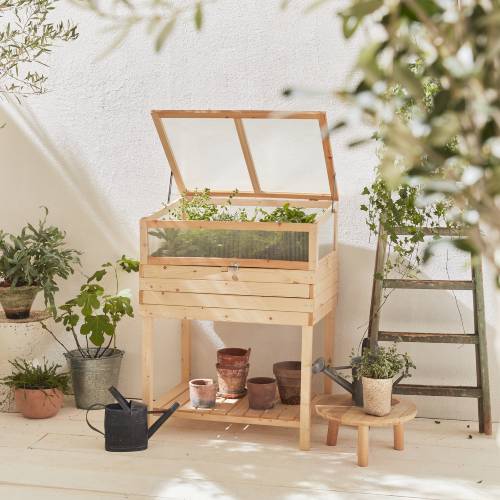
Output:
(40, 255), (139, 359)
(351, 344), (415, 380)
(151, 190), (317, 261)
(0, 208), (81, 318)
(2, 358), (69, 392)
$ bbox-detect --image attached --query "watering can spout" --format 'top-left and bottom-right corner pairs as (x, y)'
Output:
(312, 357), (355, 395)
(147, 402), (180, 438)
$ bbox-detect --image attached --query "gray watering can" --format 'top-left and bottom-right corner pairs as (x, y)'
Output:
(312, 358), (407, 407)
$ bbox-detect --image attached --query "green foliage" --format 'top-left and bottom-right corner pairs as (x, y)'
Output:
(150, 190), (317, 261)
(41, 256), (139, 359)
(339, 0), (500, 279)
(2, 358), (70, 392)
(0, 0), (78, 98)
(74, 0), (207, 55)
(0, 208), (81, 312)
(351, 344), (415, 380)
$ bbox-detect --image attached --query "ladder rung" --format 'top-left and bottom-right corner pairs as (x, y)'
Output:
(383, 279), (474, 290)
(394, 384), (482, 398)
(393, 227), (466, 237)
(378, 331), (479, 344)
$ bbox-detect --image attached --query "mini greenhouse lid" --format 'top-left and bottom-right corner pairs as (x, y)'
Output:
(151, 110), (338, 201)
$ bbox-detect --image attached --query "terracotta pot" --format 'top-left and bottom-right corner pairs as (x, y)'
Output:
(216, 348), (251, 368)
(0, 286), (40, 319)
(273, 361), (301, 405)
(362, 377), (393, 416)
(189, 378), (217, 408)
(216, 363), (249, 398)
(247, 377), (276, 410)
(14, 388), (64, 418)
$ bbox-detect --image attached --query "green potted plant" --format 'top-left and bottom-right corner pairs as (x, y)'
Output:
(2, 358), (70, 419)
(352, 344), (415, 417)
(41, 256), (139, 409)
(0, 208), (81, 319)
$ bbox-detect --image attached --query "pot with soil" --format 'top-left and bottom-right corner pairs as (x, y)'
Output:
(216, 348), (251, 367)
(0, 285), (41, 320)
(247, 377), (276, 410)
(15, 388), (64, 418)
(216, 363), (249, 398)
(65, 348), (124, 409)
(1, 358), (69, 419)
(273, 361), (301, 405)
(189, 378), (217, 408)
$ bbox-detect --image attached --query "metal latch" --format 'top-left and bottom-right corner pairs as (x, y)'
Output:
(229, 263), (239, 281)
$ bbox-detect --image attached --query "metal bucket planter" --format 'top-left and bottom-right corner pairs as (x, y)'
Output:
(273, 361), (301, 405)
(65, 348), (124, 409)
(0, 286), (40, 319)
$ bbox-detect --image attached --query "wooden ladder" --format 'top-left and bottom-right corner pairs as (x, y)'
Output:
(368, 226), (492, 435)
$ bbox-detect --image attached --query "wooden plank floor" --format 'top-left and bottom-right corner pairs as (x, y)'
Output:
(0, 400), (498, 499)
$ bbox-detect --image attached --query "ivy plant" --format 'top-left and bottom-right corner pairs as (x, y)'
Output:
(2, 358), (70, 392)
(351, 344), (415, 380)
(0, 208), (81, 312)
(41, 256), (139, 359)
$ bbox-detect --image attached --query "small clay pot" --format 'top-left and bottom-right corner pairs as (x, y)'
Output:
(247, 377), (276, 410)
(189, 378), (216, 408)
(273, 361), (301, 405)
(216, 348), (251, 368)
(216, 363), (249, 398)
(0, 286), (40, 320)
(15, 388), (64, 419)
(362, 377), (393, 416)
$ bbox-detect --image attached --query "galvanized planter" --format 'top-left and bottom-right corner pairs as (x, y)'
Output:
(65, 348), (124, 409)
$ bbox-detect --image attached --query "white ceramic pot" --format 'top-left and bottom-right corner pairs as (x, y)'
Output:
(362, 376), (393, 416)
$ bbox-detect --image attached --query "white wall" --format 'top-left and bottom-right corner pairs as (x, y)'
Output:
(0, 1), (498, 421)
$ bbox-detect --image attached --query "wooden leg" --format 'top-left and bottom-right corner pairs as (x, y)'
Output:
(393, 423), (404, 451)
(142, 316), (154, 423)
(181, 319), (191, 383)
(357, 425), (369, 467)
(326, 421), (339, 446)
(323, 310), (335, 394)
(299, 325), (314, 451)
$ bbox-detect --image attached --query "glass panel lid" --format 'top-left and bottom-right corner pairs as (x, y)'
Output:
(151, 110), (337, 200)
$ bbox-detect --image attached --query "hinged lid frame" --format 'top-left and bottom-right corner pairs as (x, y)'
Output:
(151, 110), (338, 202)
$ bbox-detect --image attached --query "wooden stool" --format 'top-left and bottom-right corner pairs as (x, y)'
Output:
(316, 395), (417, 467)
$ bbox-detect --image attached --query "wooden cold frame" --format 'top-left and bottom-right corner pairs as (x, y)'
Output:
(141, 110), (340, 450)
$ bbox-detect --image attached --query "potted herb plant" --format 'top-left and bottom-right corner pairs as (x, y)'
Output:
(352, 344), (415, 417)
(2, 358), (69, 419)
(0, 208), (81, 319)
(41, 256), (139, 409)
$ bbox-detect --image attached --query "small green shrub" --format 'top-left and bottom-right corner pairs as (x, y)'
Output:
(352, 344), (415, 380)
(0, 208), (81, 312)
(2, 358), (69, 392)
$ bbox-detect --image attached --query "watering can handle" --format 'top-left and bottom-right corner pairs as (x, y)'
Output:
(108, 386), (130, 412)
(85, 403), (106, 436)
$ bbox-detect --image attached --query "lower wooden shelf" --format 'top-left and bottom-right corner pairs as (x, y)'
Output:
(154, 382), (324, 429)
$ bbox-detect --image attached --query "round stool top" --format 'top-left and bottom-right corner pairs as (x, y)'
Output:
(316, 394), (417, 427)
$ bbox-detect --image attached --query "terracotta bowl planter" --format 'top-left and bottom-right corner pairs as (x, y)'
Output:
(273, 361), (301, 405)
(189, 378), (217, 408)
(15, 388), (64, 419)
(0, 286), (40, 320)
(247, 377), (276, 410)
(216, 348), (251, 368)
(216, 363), (249, 398)
(362, 377), (393, 416)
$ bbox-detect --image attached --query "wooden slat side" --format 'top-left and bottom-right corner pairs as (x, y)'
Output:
(383, 279), (474, 290)
(147, 256), (310, 270)
(152, 110), (324, 120)
(140, 304), (312, 326)
(393, 384), (482, 398)
(234, 118), (261, 193)
(140, 278), (311, 298)
(378, 331), (479, 344)
(141, 265), (315, 284)
(141, 290), (313, 313)
(154, 382), (189, 410)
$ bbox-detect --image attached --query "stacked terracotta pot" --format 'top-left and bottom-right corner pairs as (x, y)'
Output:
(216, 348), (250, 399)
